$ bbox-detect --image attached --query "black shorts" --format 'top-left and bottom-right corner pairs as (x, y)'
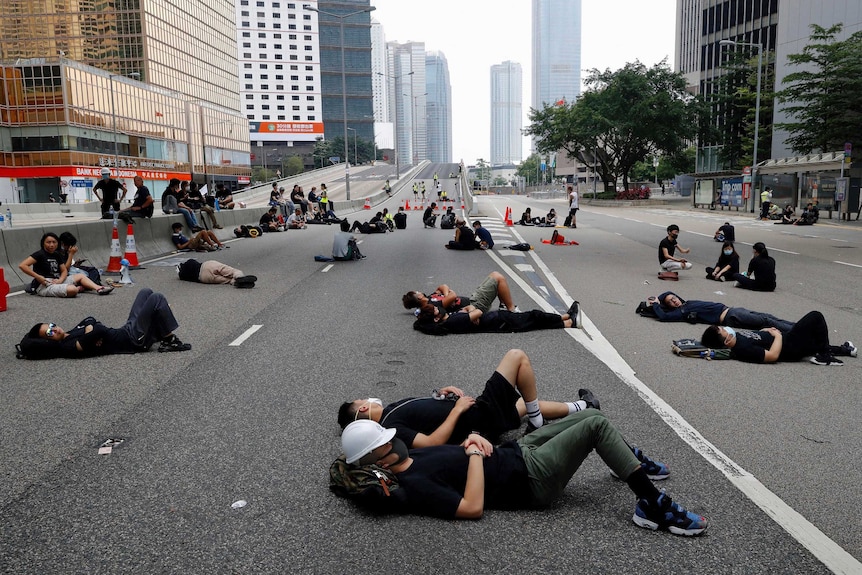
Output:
(457, 371), (521, 440)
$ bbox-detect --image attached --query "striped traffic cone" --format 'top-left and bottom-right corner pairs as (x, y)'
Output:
(106, 223), (123, 272)
(122, 223), (140, 267)
(363, 198), (371, 210)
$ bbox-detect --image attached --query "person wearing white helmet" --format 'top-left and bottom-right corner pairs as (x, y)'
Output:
(338, 349), (599, 447)
(340, 412), (708, 536)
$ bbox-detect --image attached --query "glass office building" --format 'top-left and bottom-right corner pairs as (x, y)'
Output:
(531, 0), (582, 110)
(490, 61), (523, 166)
(0, 0), (250, 202)
(425, 50), (452, 164)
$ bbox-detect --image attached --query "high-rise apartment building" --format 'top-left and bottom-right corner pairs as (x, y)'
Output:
(425, 51), (452, 164)
(490, 61), (523, 166)
(0, 0), (250, 201)
(531, 0), (582, 110)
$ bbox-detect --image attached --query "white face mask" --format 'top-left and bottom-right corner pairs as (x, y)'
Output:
(724, 327), (736, 341)
(367, 398), (383, 407)
(723, 249), (733, 256)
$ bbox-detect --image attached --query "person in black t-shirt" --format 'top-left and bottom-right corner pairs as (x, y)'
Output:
(117, 176), (154, 223)
(19, 232), (112, 297)
(701, 312), (856, 366)
(445, 218), (476, 250)
(340, 413), (708, 535)
(731, 242), (776, 291)
(92, 167), (127, 216)
(658, 224), (692, 272)
(401, 271), (518, 314)
(338, 349), (597, 448)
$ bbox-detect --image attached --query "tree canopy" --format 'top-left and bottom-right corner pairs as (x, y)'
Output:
(524, 60), (701, 191)
(776, 24), (862, 155)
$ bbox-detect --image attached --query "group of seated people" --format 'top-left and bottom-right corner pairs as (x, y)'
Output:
(518, 207), (558, 226)
(161, 179), (224, 231)
(270, 183), (339, 223)
(773, 203), (819, 225)
(333, 348), (708, 535)
(401, 272), (583, 335)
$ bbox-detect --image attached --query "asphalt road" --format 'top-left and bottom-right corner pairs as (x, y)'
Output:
(1, 189), (860, 574)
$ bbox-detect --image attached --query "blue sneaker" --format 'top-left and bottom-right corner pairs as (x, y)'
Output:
(633, 491), (708, 536)
(611, 447), (670, 481)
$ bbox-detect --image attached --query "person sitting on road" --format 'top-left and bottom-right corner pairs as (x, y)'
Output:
(338, 349), (602, 445)
(175, 258), (256, 288)
(776, 204), (797, 225)
(332, 219), (365, 261)
(519, 207), (537, 225)
(393, 206), (408, 230)
(658, 224), (692, 272)
(543, 209), (557, 227)
(423, 202), (438, 228)
(338, 408), (707, 535)
(57, 231), (100, 285)
(215, 183), (235, 210)
(701, 312), (856, 366)
(643, 290), (795, 332)
(713, 221), (735, 242)
(731, 242), (776, 292)
(472, 220), (494, 249)
(171, 222), (225, 251)
(705, 241), (740, 282)
(413, 301), (581, 335)
(117, 176), (154, 223)
(16, 288), (191, 359)
(445, 218), (476, 250)
(402, 271), (521, 315)
(19, 232), (113, 297)
(794, 203), (818, 226)
(382, 208), (395, 231)
(286, 207), (307, 229)
(259, 206), (284, 232)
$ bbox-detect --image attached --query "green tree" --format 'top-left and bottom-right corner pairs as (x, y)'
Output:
(525, 60), (701, 192)
(714, 49), (775, 170)
(516, 154), (541, 185)
(285, 155), (304, 176)
(776, 24), (862, 154)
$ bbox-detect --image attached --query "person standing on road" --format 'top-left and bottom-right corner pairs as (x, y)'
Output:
(658, 224), (692, 272)
(567, 184), (579, 228)
(92, 167), (127, 218)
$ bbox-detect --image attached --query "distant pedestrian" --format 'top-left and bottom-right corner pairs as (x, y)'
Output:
(567, 184), (579, 228)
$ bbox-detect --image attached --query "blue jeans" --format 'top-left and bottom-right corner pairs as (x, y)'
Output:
(177, 207), (199, 228)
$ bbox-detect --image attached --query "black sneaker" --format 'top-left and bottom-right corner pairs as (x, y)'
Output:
(633, 491), (707, 536)
(810, 353), (843, 366)
(234, 275), (256, 289)
(841, 341), (857, 358)
(610, 446), (669, 480)
(158, 336), (192, 353)
(566, 300), (583, 328)
(578, 388), (600, 410)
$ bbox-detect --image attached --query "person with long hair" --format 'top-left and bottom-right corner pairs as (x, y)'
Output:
(19, 232), (112, 297)
(705, 241), (740, 281)
(732, 242), (776, 291)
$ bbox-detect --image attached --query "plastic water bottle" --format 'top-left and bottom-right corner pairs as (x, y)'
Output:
(0, 214), (5, 229)
(5, 208), (10, 228)
(214, 196), (221, 212)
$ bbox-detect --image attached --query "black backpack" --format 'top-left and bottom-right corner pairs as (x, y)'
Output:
(440, 214), (456, 229)
(177, 258), (202, 282)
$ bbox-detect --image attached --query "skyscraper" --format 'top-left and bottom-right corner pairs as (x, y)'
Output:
(386, 41), (425, 167)
(490, 61), (523, 165)
(425, 51), (452, 164)
(532, 0), (582, 110)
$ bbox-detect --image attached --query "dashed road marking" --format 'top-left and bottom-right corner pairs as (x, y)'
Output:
(229, 325), (262, 346)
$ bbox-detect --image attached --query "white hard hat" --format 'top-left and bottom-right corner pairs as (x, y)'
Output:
(101, 167), (111, 175)
(342, 420), (395, 464)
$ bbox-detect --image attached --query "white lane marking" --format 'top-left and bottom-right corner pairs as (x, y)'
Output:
(830, 238), (848, 242)
(624, 218), (643, 223)
(834, 261), (862, 268)
(321, 264), (334, 272)
(515, 264), (535, 272)
(689, 231), (712, 237)
(483, 242), (860, 575)
(229, 325), (263, 346)
(766, 247), (799, 255)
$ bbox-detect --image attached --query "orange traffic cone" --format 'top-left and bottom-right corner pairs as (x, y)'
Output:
(363, 198), (371, 209)
(404, 199), (410, 211)
(414, 200), (423, 210)
(106, 223), (123, 272)
(122, 223), (140, 267)
(505, 207), (514, 226)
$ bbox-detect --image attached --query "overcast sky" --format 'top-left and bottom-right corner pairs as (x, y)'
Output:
(371, 0), (678, 164)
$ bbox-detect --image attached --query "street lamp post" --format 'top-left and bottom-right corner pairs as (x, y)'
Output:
(376, 70), (413, 179)
(108, 72), (140, 175)
(720, 38), (763, 213)
(347, 127), (358, 165)
(304, 3), (376, 201)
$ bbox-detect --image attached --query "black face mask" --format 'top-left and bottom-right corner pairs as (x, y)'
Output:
(359, 437), (409, 467)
